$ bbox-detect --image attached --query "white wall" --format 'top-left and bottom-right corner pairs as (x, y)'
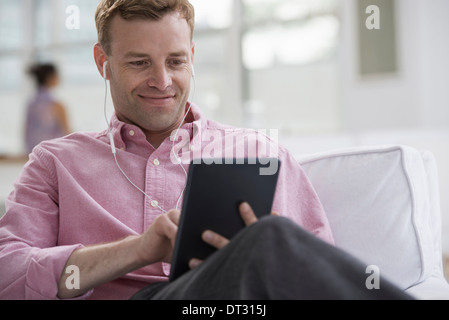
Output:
(415, 0), (449, 128)
(0, 92), (27, 155)
(57, 82), (110, 134)
(248, 60), (340, 133)
(328, 0), (449, 255)
(338, 0), (449, 132)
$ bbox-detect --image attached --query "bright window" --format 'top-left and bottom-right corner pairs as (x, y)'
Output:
(0, 0), (341, 155)
(242, 0), (339, 69)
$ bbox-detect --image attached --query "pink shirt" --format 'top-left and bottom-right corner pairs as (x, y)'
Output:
(0, 104), (334, 300)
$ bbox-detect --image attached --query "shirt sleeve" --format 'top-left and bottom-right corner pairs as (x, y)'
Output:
(0, 147), (90, 300)
(272, 148), (335, 245)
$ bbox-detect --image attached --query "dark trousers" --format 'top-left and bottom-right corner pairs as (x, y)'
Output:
(131, 216), (413, 300)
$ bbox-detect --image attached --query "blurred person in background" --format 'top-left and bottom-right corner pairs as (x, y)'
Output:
(25, 63), (71, 153)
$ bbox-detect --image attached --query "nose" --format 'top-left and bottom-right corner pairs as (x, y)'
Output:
(147, 66), (173, 91)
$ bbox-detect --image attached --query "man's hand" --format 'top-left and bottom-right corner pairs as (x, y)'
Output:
(58, 209), (180, 299)
(188, 202), (278, 269)
(136, 209), (181, 264)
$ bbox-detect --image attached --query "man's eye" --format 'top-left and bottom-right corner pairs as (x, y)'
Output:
(169, 60), (186, 67)
(131, 61), (148, 67)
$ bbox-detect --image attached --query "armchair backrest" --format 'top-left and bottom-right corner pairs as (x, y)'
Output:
(298, 145), (443, 290)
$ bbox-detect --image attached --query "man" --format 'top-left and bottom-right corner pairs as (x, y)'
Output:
(0, 0), (409, 300)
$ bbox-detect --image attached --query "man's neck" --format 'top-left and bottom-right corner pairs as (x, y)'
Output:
(146, 129), (178, 149)
(145, 109), (193, 149)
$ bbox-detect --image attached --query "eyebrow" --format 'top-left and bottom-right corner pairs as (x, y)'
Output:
(124, 51), (189, 59)
(169, 51), (189, 57)
(124, 52), (150, 59)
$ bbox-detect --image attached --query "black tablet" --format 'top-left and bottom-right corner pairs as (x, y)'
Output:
(169, 158), (281, 282)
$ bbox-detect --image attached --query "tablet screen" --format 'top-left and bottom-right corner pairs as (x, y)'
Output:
(169, 158), (280, 282)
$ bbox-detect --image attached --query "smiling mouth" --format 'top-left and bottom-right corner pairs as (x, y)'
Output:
(138, 95), (175, 106)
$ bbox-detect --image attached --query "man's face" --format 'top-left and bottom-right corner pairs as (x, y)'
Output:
(106, 13), (194, 138)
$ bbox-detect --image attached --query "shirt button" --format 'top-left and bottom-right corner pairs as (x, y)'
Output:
(153, 159), (160, 166)
(129, 130), (135, 137)
(151, 200), (159, 208)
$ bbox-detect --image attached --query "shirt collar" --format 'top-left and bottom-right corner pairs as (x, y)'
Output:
(106, 102), (206, 151)
(183, 102), (205, 144)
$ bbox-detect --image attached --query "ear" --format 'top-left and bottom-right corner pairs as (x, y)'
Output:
(94, 43), (109, 80)
(190, 42), (195, 65)
(190, 43), (196, 77)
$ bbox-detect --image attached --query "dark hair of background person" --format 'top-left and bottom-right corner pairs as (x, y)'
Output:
(28, 63), (58, 88)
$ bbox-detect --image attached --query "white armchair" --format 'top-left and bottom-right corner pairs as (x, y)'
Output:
(297, 145), (449, 300)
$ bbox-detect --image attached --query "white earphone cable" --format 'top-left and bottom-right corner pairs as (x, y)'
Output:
(103, 61), (195, 213)
(172, 75), (195, 211)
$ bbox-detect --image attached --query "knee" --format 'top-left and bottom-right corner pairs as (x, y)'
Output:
(251, 215), (297, 234)
(243, 215), (320, 249)
(245, 215), (303, 242)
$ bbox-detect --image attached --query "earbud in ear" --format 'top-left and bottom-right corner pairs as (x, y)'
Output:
(191, 65), (195, 78)
(103, 61), (108, 80)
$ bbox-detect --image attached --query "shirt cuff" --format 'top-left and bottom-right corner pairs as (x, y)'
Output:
(25, 244), (92, 300)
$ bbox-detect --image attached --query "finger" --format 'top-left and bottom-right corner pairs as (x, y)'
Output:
(239, 202), (258, 226)
(166, 209), (181, 226)
(189, 258), (203, 269)
(202, 230), (230, 249)
(155, 212), (179, 247)
(271, 211), (280, 216)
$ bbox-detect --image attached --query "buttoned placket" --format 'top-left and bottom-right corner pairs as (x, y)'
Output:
(143, 141), (186, 278)
(109, 124), (163, 225)
(144, 147), (170, 276)
(107, 112), (201, 211)
(143, 152), (167, 220)
(109, 109), (205, 277)
(146, 154), (163, 212)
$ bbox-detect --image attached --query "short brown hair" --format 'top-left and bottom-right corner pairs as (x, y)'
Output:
(95, 0), (195, 55)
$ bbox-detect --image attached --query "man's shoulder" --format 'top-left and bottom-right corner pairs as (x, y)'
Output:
(200, 119), (292, 160)
(202, 119), (274, 138)
(34, 130), (106, 157)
